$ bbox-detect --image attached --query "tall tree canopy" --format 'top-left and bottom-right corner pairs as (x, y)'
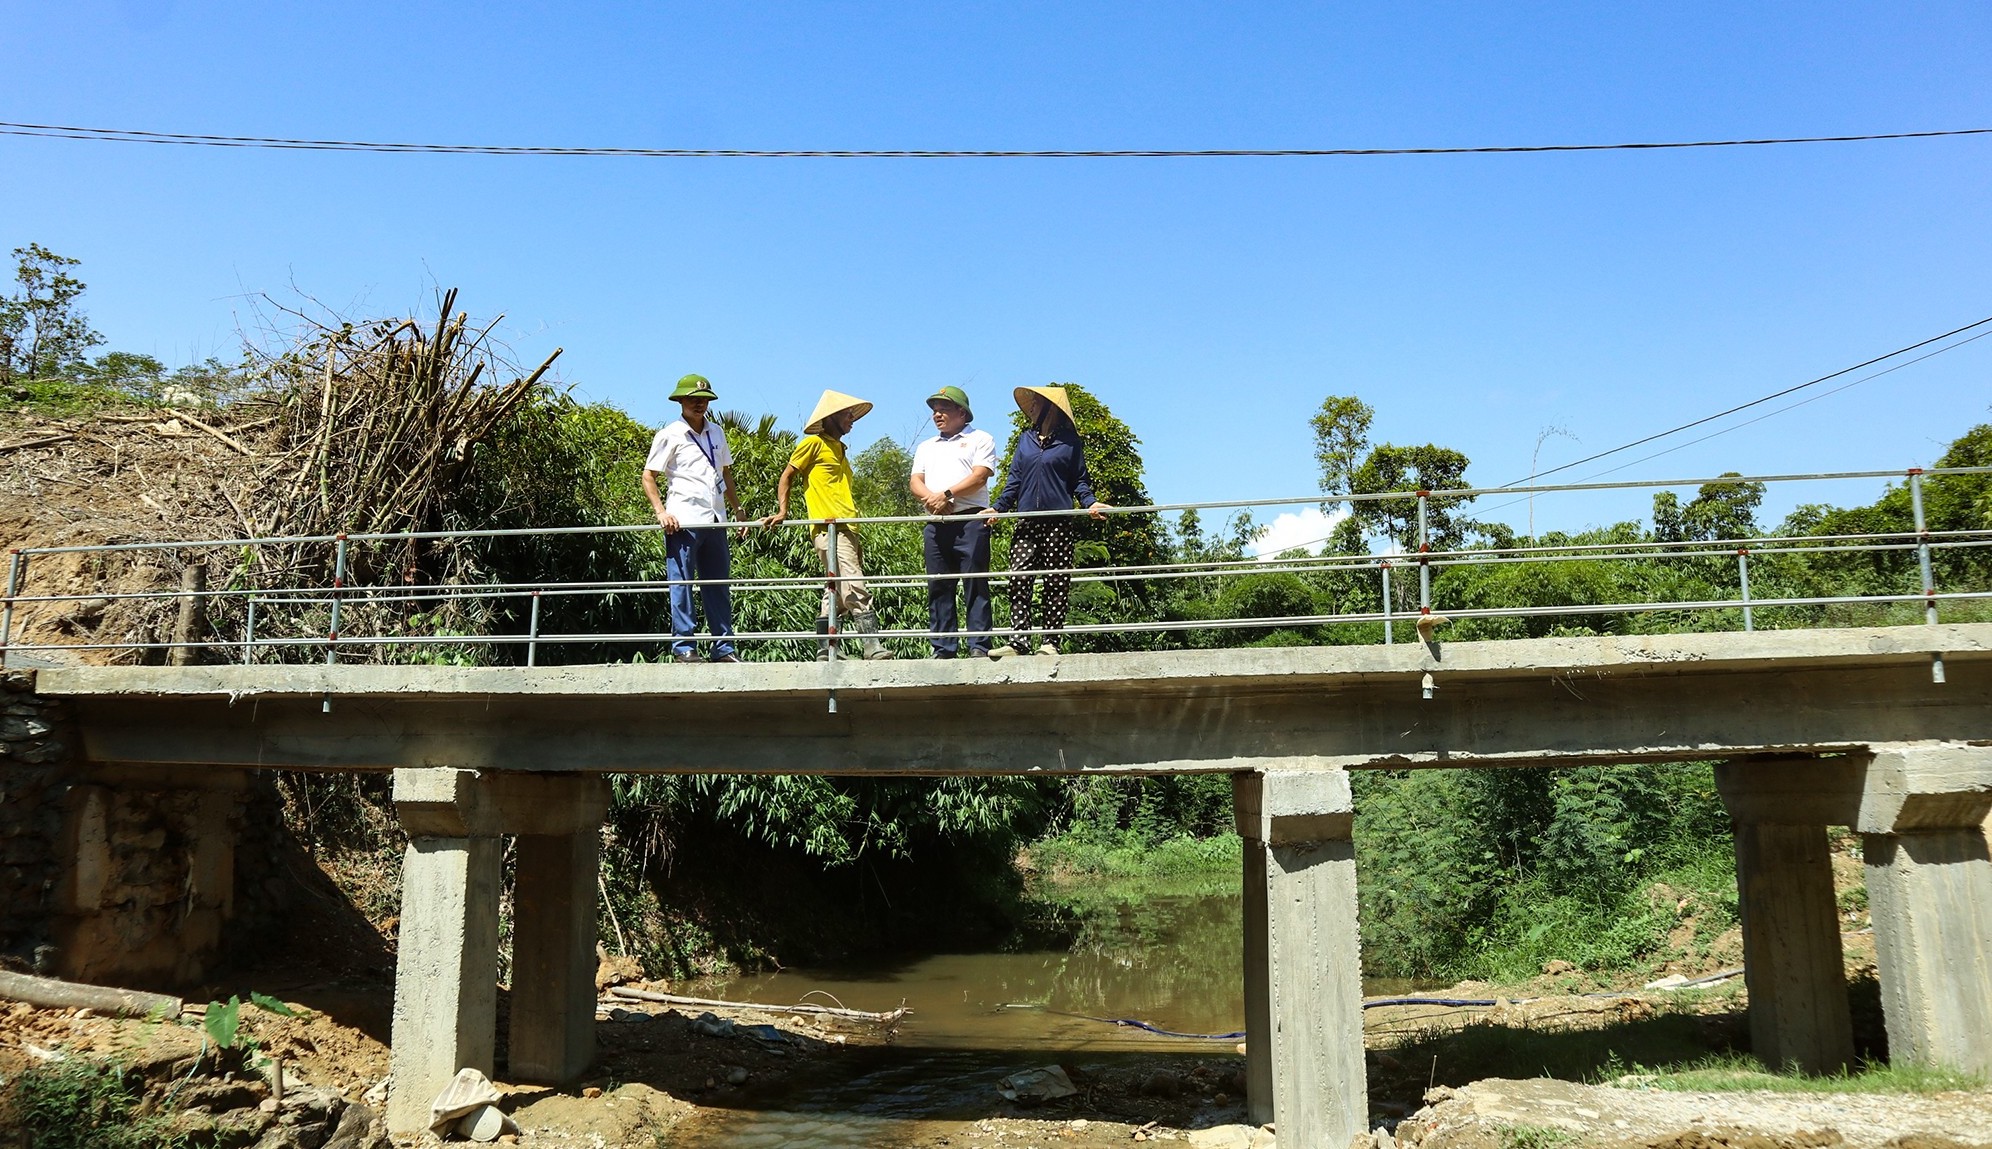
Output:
(0, 243), (103, 383)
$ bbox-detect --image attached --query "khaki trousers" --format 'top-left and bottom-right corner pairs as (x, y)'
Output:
(813, 530), (875, 618)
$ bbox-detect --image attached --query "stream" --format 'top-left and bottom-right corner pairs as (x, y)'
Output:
(666, 880), (1412, 1146)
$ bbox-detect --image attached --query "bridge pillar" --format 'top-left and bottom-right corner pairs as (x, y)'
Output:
(1715, 758), (1860, 1074)
(1234, 767), (1366, 1149)
(1857, 743), (1992, 1073)
(386, 769), (610, 1134)
(508, 779), (612, 1085)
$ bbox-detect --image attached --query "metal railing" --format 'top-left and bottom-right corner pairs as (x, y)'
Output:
(3, 466), (1988, 673)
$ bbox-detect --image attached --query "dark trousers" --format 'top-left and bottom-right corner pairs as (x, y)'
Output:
(924, 518), (992, 656)
(665, 527), (736, 658)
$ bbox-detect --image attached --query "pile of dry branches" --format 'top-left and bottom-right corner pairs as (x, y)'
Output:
(247, 288), (561, 586)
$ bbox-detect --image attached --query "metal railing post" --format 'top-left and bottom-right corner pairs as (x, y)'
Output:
(1416, 490), (1433, 624)
(1908, 469), (1944, 683)
(244, 596), (258, 665)
(527, 591), (542, 667)
(326, 535), (348, 667)
(824, 521), (841, 664)
(1380, 561), (1393, 645)
(0, 549), (24, 670)
(1737, 548), (1753, 632)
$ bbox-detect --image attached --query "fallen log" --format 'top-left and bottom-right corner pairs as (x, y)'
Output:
(0, 970), (183, 1020)
(607, 985), (907, 1024)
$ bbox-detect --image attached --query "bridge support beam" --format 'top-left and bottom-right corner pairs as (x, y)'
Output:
(1234, 767), (1366, 1149)
(1715, 758), (1859, 1074)
(386, 769), (610, 1134)
(1857, 743), (1992, 1074)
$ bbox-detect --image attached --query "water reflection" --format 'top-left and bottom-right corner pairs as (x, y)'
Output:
(689, 887), (1247, 1052)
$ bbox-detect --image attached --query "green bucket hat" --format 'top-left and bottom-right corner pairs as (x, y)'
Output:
(926, 385), (973, 421)
(671, 374), (719, 401)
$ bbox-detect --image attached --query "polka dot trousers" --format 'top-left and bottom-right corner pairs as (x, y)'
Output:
(1009, 518), (1076, 650)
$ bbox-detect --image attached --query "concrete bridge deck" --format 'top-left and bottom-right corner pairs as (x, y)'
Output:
(36, 624), (1992, 774)
(22, 624), (1992, 1146)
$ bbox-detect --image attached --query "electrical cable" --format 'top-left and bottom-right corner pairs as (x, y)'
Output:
(1472, 325), (1992, 519)
(1500, 315), (1992, 488)
(1, 120), (1988, 159)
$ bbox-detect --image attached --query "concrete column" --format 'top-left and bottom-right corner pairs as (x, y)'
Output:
(386, 769), (612, 1131)
(507, 775), (611, 1085)
(1234, 767), (1365, 1149)
(1856, 744), (1992, 1073)
(387, 832), (501, 1134)
(1714, 759), (1858, 1074)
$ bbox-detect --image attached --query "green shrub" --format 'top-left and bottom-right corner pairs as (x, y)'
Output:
(2, 1057), (186, 1149)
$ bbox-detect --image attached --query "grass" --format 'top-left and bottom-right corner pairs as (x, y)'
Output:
(0, 1056), (189, 1149)
(1600, 1052), (1984, 1096)
(1027, 828), (1242, 884)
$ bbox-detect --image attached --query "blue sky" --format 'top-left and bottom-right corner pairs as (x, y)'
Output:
(5, 2), (1989, 545)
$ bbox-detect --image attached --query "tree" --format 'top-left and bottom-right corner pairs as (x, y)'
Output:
(1338, 442), (1477, 552)
(1311, 395), (1375, 501)
(0, 244), (104, 383)
(1652, 474), (1765, 544)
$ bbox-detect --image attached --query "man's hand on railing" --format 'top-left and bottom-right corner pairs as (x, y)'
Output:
(657, 511), (681, 534)
(759, 510), (786, 529)
(1087, 502), (1111, 521)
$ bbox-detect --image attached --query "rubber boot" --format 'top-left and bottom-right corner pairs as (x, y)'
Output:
(854, 612), (895, 660)
(814, 617), (832, 661)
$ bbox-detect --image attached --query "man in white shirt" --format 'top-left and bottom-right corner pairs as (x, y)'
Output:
(642, 374), (746, 663)
(909, 386), (999, 658)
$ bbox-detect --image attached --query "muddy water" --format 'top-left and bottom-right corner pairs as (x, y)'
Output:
(668, 884), (1274, 1146)
(695, 887), (1249, 1053)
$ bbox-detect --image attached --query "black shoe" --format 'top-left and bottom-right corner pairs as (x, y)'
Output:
(710, 653), (741, 663)
(673, 652), (702, 664)
(931, 650), (957, 660)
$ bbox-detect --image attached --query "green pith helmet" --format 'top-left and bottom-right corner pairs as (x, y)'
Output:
(671, 374), (719, 401)
(926, 385), (973, 421)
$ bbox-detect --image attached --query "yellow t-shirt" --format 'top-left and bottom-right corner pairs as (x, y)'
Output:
(787, 434), (858, 527)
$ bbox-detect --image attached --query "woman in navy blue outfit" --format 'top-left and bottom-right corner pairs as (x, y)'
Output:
(985, 385), (1110, 658)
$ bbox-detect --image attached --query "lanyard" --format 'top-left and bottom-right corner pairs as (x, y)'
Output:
(686, 426), (726, 495)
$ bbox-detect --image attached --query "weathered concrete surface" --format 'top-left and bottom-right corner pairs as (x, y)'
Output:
(1721, 756), (1856, 1067)
(386, 769), (608, 1130)
(34, 625), (1992, 775)
(1234, 769), (1365, 1149)
(1715, 759), (1857, 1073)
(506, 777), (610, 1086)
(1859, 744), (1992, 1074)
(387, 769), (505, 1134)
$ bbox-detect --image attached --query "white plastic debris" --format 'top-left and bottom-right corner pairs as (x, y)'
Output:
(428, 1067), (518, 1138)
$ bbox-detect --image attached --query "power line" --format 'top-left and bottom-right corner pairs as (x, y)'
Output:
(1, 120), (1989, 159)
(1256, 320), (1992, 554)
(1501, 315), (1992, 487)
(1470, 326), (1992, 521)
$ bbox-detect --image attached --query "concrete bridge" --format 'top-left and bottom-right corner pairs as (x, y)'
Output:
(24, 623), (1992, 1146)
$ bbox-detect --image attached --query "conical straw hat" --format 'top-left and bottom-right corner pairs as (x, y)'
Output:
(1013, 385), (1076, 429)
(804, 389), (873, 436)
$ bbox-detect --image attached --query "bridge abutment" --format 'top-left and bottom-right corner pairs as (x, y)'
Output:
(1857, 744), (1992, 1074)
(1234, 767), (1366, 1149)
(386, 768), (609, 1134)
